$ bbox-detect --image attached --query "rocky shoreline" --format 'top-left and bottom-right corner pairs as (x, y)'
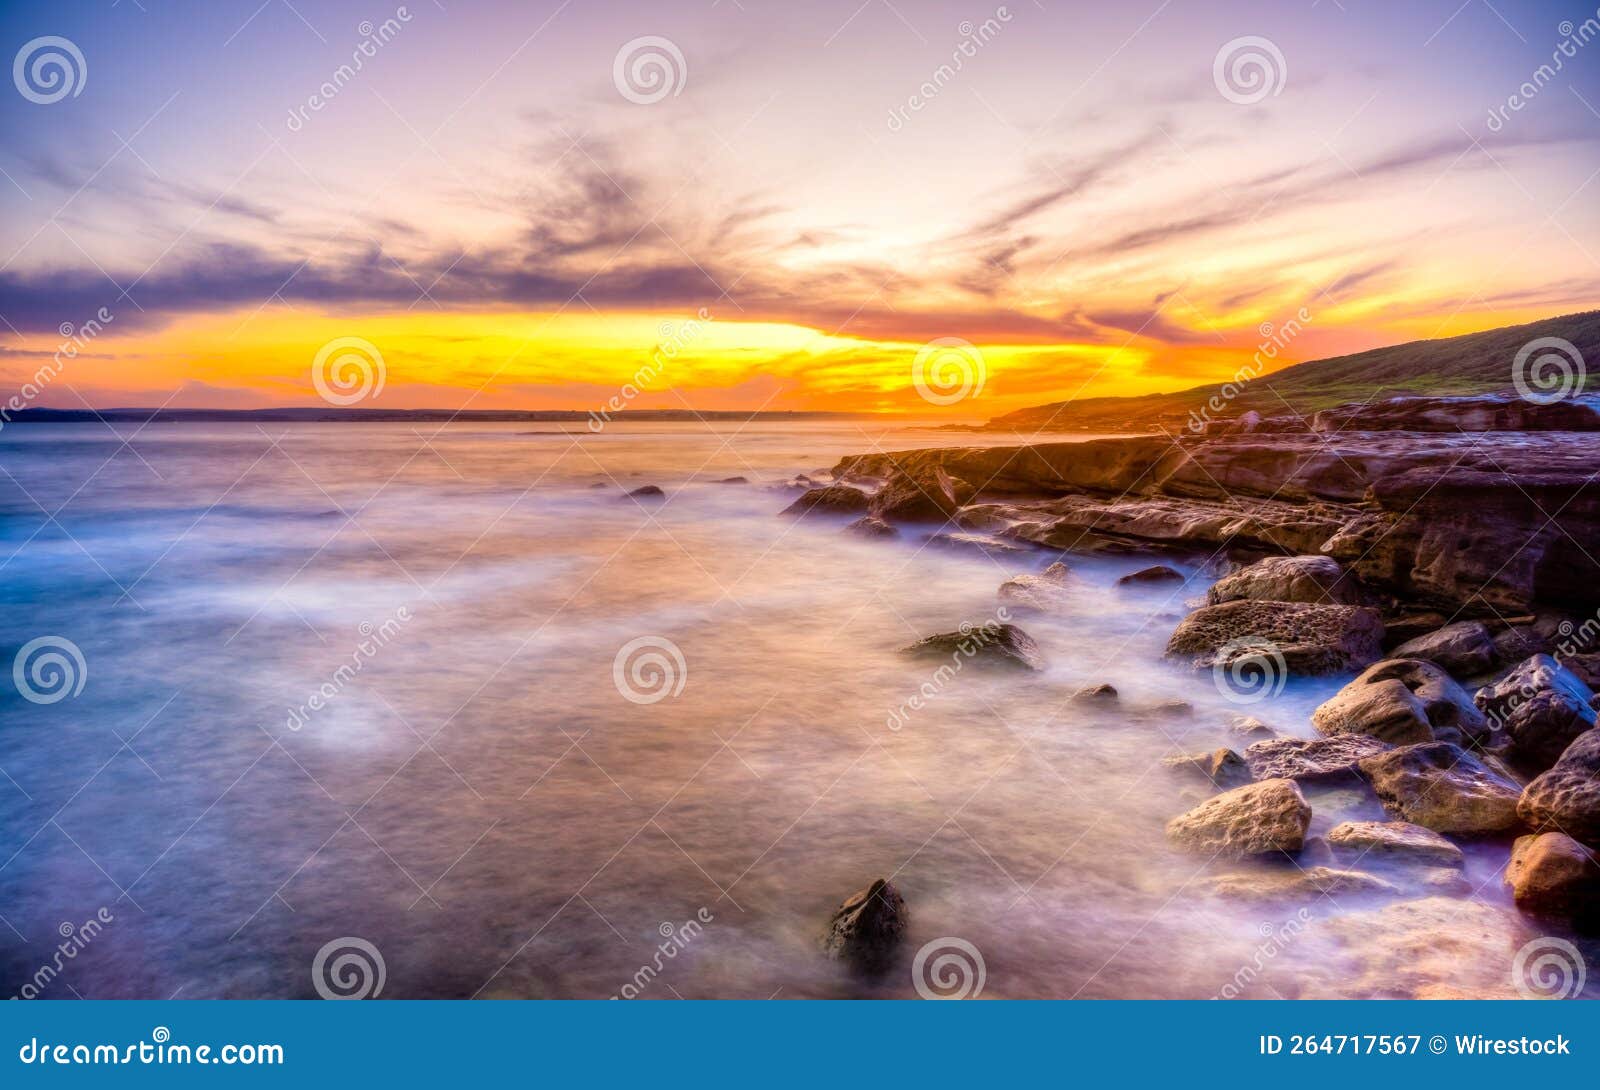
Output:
(791, 395), (1600, 986)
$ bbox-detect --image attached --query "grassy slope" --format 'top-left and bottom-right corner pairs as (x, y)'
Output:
(991, 309), (1600, 431)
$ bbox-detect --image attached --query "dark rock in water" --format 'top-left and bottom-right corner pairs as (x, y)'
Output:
(715, 476), (749, 485)
(1165, 778), (1311, 857)
(1162, 747), (1251, 790)
(843, 515), (898, 540)
(1118, 564), (1184, 586)
(1069, 683), (1119, 704)
(1477, 654), (1598, 773)
(869, 463), (974, 523)
(1206, 554), (1359, 605)
(822, 878), (907, 970)
(996, 561), (1072, 614)
(1244, 734), (1390, 782)
(1518, 728), (1600, 846)
(924, 531), (1026, 555)
(900, 622), (1045, 672)
(1311, 658), (1486, 745)
(1357, 742), (1522, 836)
(1393, 621), (1495, 677)
(1165, 600), (1384, 675)
(1504, 832), (1600, 927)
(588, 481), (612, 489)
(626, 484), (665, 499)
(782, 484), (870, 516)
(1325, 820), (1464, 867)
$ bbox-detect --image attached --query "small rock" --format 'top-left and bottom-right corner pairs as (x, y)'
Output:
(1165, 778), (1311, 857)
(996, 562), (1072, 614)
(715, 476), (749, 485)
(1393, 621), (1496, 677)
(782, 484), (870, 516)
(1244, 735), (1391, 782)
(1325, 820), (1464, 867)
(1199, 866), (1399, 902)
(822, 878), (907, 970)
(1118, 564), (1184, 586)
(1162, 748), (1252, 790)
(1228, 715), (1278, 738)
(1311, 658), (1486, 745)
(1206, 554), (1360, 606)
(900, 623), (1046, 672)
(1357, 742), (1522, 836)
(1144, 699), (1194, 718)
(1069, 683), (1119, 703)
(843, 515), (898, 540)
(626, 484), (665, 499)
(1504, 832), (1600, 927)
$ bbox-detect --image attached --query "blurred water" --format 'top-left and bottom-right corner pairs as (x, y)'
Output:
(0, 421), (1558, 999)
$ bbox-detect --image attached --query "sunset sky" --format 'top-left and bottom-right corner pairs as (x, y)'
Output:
(1, 0), (1598, 416)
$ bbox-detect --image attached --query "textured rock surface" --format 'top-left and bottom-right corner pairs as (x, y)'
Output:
(1393, 621), (1496, 676)
(1199, 865), (1398, 902)
(1207, 554), (1359, 606)
(1504, 832), (1600, 925)
(996, 561), (1072, 613)
(1165, 600), (1384, 675)
(1165, 778), (1311, 857)
(1243, 735), (1391, 782)
(1162, 748), (1252, 790)
(783, 484), (870, 516)
(1518, 728), (1600, 845)
(822, 878), (907, 969)
(1325, 820), (1464, 867)
(1311, 659), (1486, 745)
(1358, 742), (1522, 836)
(900, 623), (1046, 672)
(1476, 654), (1598, 772)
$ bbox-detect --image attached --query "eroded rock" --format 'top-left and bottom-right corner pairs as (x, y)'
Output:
(1311, 658), (1486, 745)
(822, 878), (907, 970)
(900, 622), (1046, 672)
(1165, 778), (1311, 857)
(1325, 820), (1464, 867)
(1206, 554), (1359, 606)
(1393, 621), (1496, 677)
(1165, 600), (1384, 675)
(1243, 735), (1391, 782)
(1518, 728), (1600, 846)
(783, 484), (870, 516)
(1357, 742), (1522, 836)
(1161, 748), (1252, 790)
(1504, 832), (1600, 926)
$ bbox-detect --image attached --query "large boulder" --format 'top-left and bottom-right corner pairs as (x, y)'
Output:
(1476, 654), (1598, 772)
(1504, 832), (1600, 926)
(1165, 600), (1385, 675)
(822, 878), (907, 970)
(1164, 778), (1311, 857)
(900, 623), (1045, 672)
(1161, 748), (1252, 790)
(996, 561), (1072, 614)
(1392, 621), (1495, 677)
(783, 484), (870, 516)
(1311, 658), (1487, 745)
(1325, 820), (1464, 867)
(1518, 728), (1600, 845)
(869, 465), (974, 523)
(1357, 742), (1522, 836)
(1243, 734), (1390, 782)
(1206, 554), (1360, 606)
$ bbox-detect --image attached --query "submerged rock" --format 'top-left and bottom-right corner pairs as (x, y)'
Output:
(1162, 748), (1252, 790)
(1117, 564), (1184, 586)
(1504, 832), (1600, 927)
(1325, 820), (1464, 867)
(626, 484), (665, 499)
(782, 484), (870, 516)
(1243, 735), (1390, 782)
(1165, 778), (1311, 857)
(1206, 554), (1359, 606)
(1199, 865), (1399, 903)
(715, 476), (750, 485)
(924, 530), (1026, 555)
(1069, 683), (1119, 704)
(996, 561), (1072, 614)
(1357, 742), (1522, 836)
(1311, 659), (1486, 745)
(822, 878), (907, 970)
(1294, 897), (1524, 999)
(900, 623), (1046, 672)
(1392, 621), (1495, 677)
(843, 515), (898, 539)
(1165, 600), (1384, 675)
(1518, 728), (1600, 846)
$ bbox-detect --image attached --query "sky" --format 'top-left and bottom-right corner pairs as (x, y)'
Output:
(1, 0), (1599, 417)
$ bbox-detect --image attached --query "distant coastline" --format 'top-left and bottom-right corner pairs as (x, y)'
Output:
(0, 407), (884, 425)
